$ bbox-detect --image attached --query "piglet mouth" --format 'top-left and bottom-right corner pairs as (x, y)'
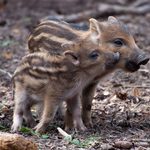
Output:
(125, 61), (140, 72)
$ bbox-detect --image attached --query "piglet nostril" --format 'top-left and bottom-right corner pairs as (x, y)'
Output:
(138, 58), (149, 65)
(136, 54), (150, 65)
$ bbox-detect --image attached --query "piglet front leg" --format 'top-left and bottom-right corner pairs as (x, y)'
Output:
(65, 94), (87, 131)
(81, 82), (98, 128)
(34, 95), (59, 134)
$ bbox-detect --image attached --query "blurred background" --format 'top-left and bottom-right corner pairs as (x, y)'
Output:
(0, 1), (150, 149)
(0, 0), (150, 73)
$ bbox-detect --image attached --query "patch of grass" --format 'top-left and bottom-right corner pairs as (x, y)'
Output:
(0, 124), (9, 131)
(0, 124), (6, 130)
(67, 136), (98, 148)
(20, 126), (49, 139)
(0, 39), (16, 47)
(57, 127), (98, 148)
(20, 126), (37, 135)
(41, 134), (49, 139)
(79, 136), (98, 148)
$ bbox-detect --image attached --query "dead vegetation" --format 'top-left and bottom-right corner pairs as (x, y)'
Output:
(0, 0), (150, 149)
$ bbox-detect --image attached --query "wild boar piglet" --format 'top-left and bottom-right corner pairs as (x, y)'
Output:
(11, 46), (120, 133)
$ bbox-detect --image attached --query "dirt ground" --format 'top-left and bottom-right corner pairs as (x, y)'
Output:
(0, 0), (150, 149)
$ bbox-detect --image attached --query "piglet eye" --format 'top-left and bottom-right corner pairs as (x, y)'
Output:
(89, 51), (99, 60)
(114, 38), (124, 47)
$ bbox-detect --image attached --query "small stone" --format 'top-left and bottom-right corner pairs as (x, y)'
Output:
(0, 132), (38, 150)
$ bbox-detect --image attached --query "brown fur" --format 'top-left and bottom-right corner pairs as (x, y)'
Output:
(28, 17), (145, 72)
(11, 46), (119, 133)
(27, 16), (149, 128)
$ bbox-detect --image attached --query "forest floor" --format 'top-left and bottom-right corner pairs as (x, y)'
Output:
(0, 0), (150, 149)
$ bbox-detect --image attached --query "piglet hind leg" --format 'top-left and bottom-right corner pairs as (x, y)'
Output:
(65, 95), (87, 131)
(11, 84), (27, 132)
(23, 103), (36, 128)
(11, 105), (23, 132)
(34, 96), (59, 134)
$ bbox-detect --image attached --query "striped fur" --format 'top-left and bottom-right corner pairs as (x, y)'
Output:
(13, 52), (68, 80)
(28, 20), (87, 53)
(12, 45), (120, 133)
(16, 17), (148, 133)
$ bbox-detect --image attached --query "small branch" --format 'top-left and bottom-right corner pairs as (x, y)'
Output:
(42, 1), (150, 22)
(131, 138), (150, 142)
(57, 127), (72, 140)
(0, 68), (12, 78)
(124, 86), (150, 88)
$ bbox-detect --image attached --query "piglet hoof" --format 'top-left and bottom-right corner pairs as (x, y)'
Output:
(27, 120), (37, 128)
(33, 123), (46, 134)
(11, 124), (21, 133)
(64, 126), (74, 132)
(65, 122), (74, 132)
(76, 124), (87, 132)
(85, 121), (93, 128)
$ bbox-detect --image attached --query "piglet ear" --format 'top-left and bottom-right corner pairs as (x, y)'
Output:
(108, 16), (119, 23)
(89, 18), (100, 35)
(89, 18), (101, 44)
(64, 50), (80, 66)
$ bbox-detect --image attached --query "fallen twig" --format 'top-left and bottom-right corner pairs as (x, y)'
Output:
(0, 68), (12, 78)
(131, 138), (150, 142)
(42, 0), (150, 22)
(124, 86), (150, 88)
(57, 127), (72, 140)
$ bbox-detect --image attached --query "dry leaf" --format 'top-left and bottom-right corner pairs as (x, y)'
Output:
(1, 106), (9, 113)
(116, 91), (127, 100)
(133, 87), (141, 97)
(11, 28), (21, 37)
(2, 51), (13, 60)
(113, 140), (133, 149)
